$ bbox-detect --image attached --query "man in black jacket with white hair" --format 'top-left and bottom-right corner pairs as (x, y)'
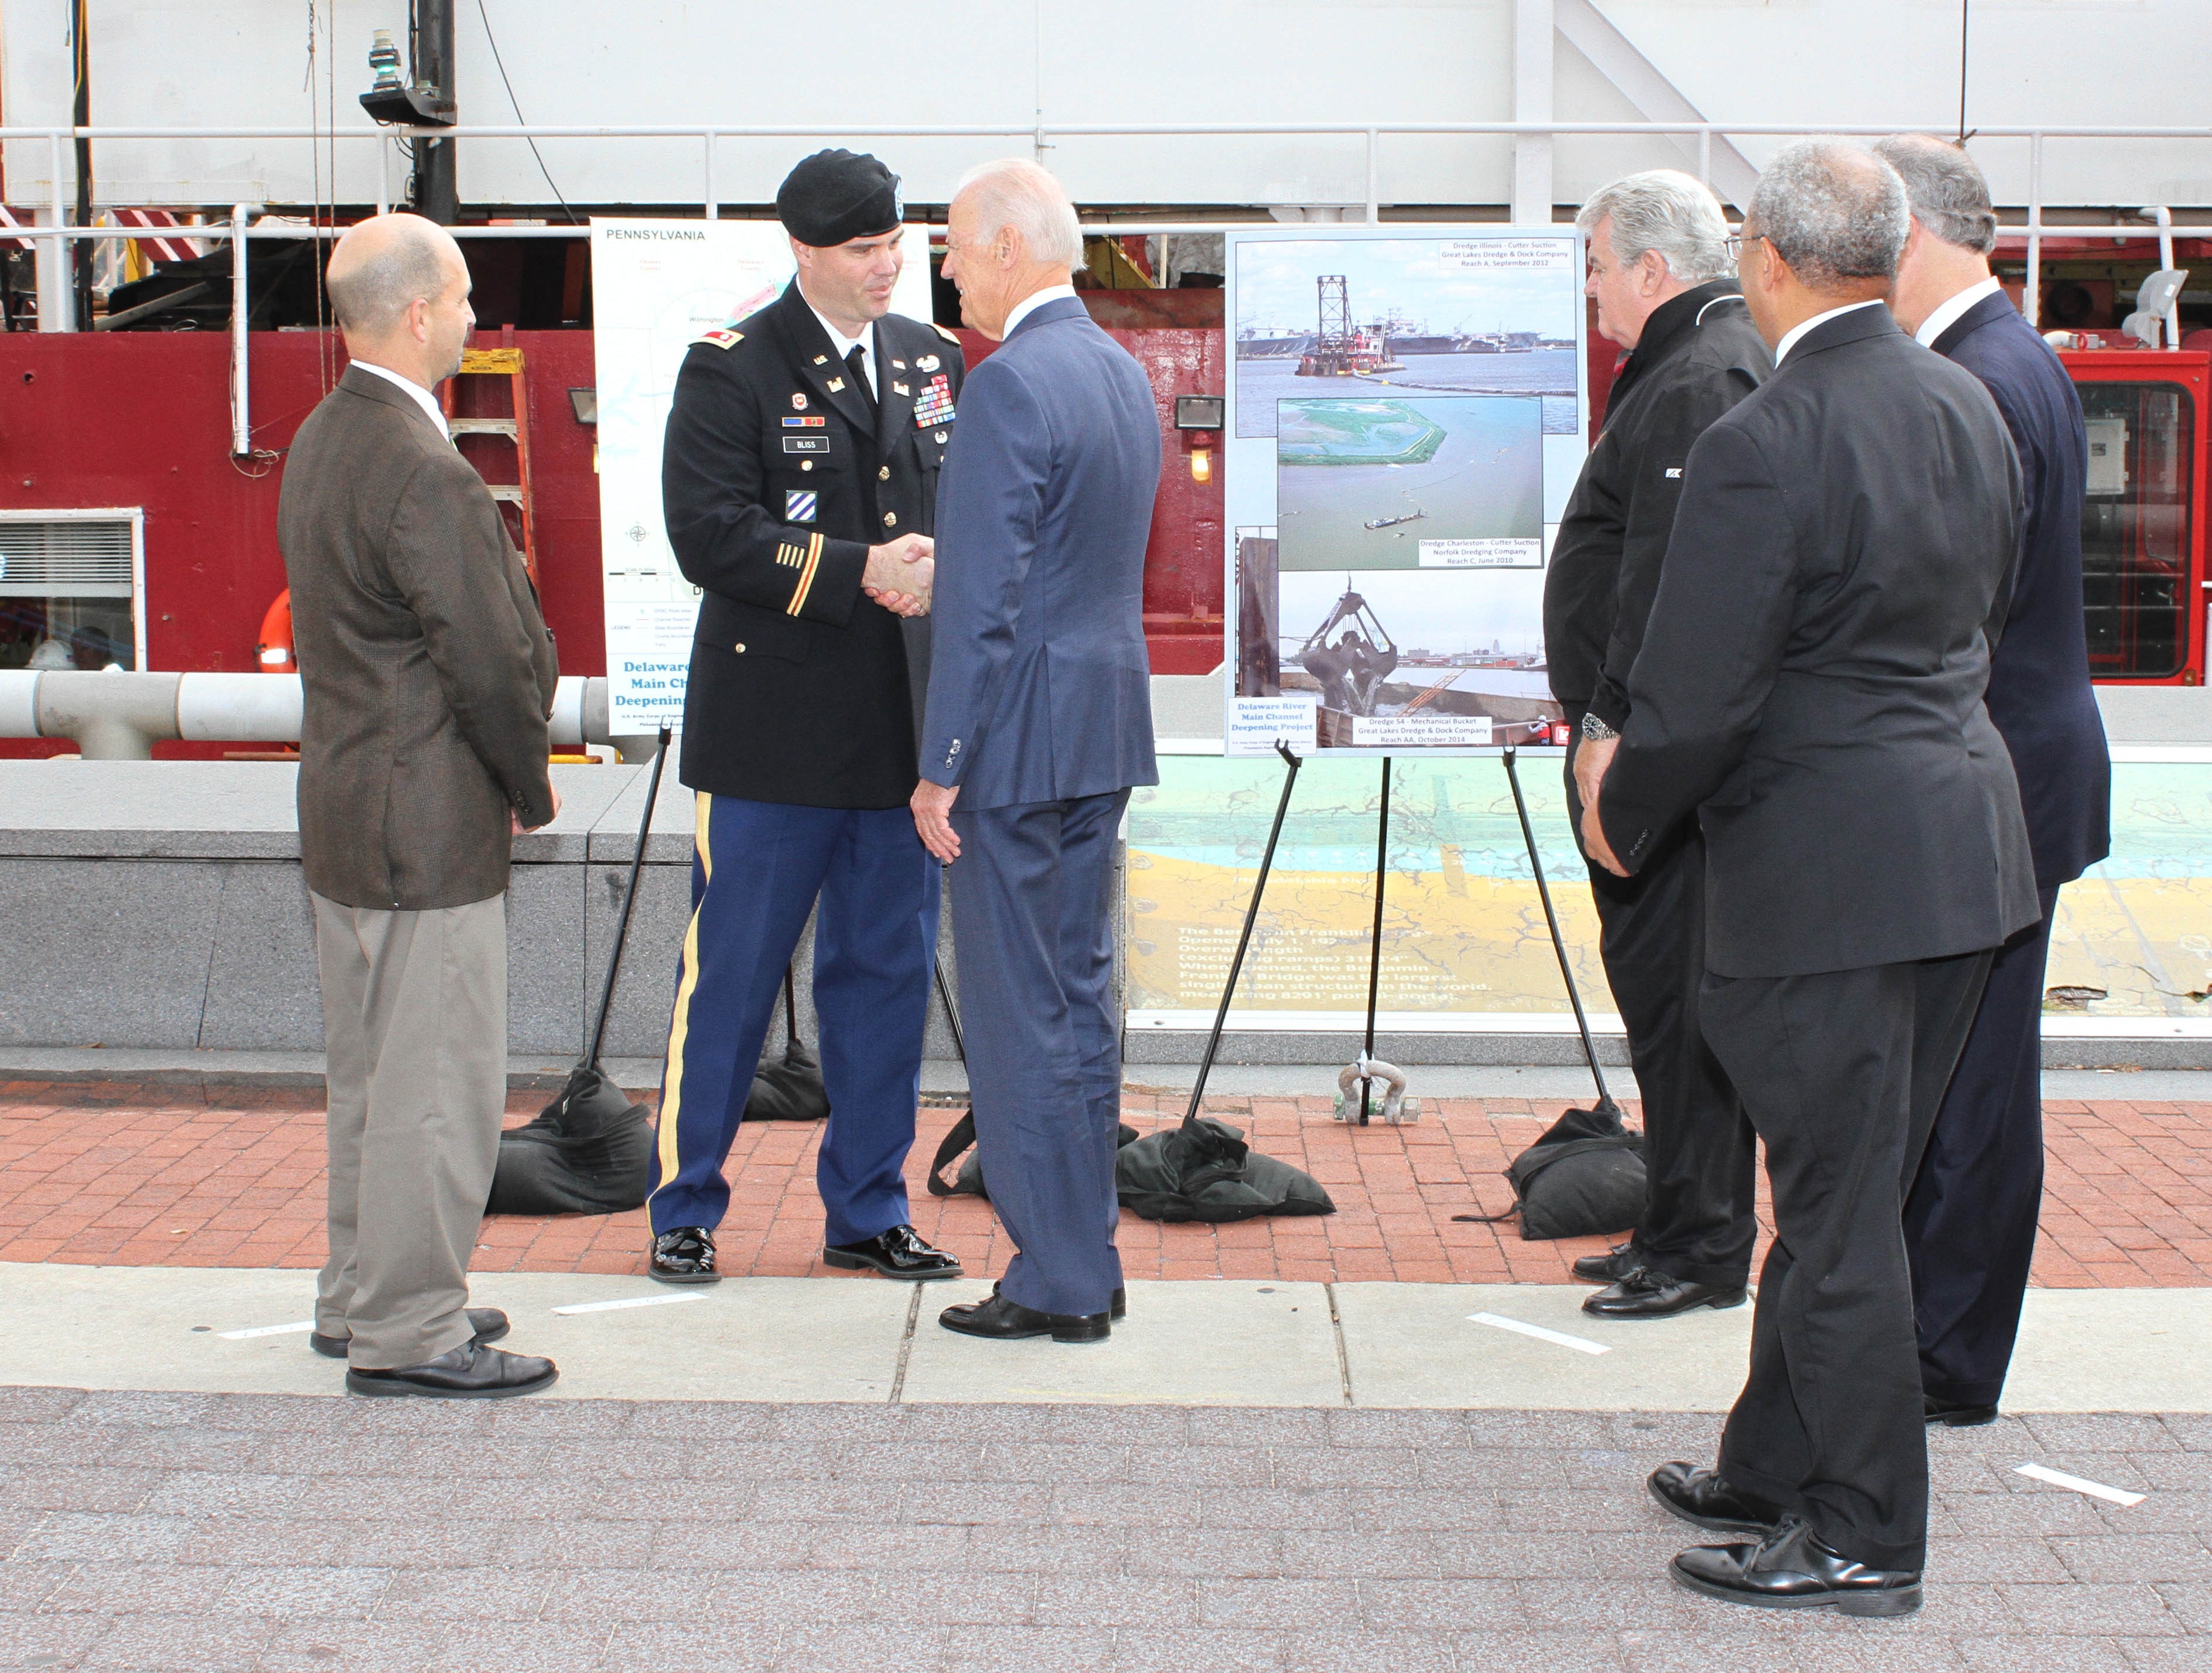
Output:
(1545, 168), (1771, 1322)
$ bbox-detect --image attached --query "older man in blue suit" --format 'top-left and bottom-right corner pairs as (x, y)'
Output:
(1877, 134), (2113, 1426)
(913, 158), (1161, 1344)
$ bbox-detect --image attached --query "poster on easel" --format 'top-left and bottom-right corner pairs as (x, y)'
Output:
(1223, 226), (1590, 756)
(589, 218), (936, 735)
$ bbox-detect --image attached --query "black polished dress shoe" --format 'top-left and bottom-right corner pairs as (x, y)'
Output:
(1582, 1266), (1748, 1319)
(1670, 1516), (1922, 1616)
(1112, 1286), (1126, 1321)
(1573, 1241), (1640, 1283)
(1925, 1394), (2000, 1427)
(1648, 1462), (1780, 1537)
(648, 1226), (720, 1285)
(940, 1292), (1110, 1344)
(310, 1307), (509, 1360)
(822, 1224), (964, 1280)
(345, 1341), (558, 1400)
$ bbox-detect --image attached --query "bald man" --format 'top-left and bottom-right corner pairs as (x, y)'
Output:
(280, 213), (562, 1399)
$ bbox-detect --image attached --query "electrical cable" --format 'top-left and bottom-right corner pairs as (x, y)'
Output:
(1958, 0), (1971, 145)
(474, 0), (581, 224)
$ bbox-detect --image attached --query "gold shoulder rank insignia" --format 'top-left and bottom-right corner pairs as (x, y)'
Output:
(931, 322), (960, 343)
(697, 327), (743, 349)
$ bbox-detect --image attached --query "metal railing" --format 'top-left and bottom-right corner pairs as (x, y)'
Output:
(6, 117), (2211, 443)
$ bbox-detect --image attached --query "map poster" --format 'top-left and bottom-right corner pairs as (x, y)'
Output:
(589, 218), (936, 735)
(1223, 227), (1590, 757)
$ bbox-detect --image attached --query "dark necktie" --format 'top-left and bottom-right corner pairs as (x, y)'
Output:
(844, 344), (878, 426)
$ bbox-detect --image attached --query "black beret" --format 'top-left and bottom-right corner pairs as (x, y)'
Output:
(776, 149), (903, 248)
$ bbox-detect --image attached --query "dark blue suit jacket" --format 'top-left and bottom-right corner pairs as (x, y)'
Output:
(919, 295), (1161, 811)
(1934, 290), (2112, 888)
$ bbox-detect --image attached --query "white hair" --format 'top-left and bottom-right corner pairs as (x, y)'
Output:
(1575, 169), (1733, 285)
(953, 158), (1083, 272)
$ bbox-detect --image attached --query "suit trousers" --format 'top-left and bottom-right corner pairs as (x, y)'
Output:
(650, 794), (936, 1242)
(1904, 886), (2060, 1408)
(1565, 743), (1756, 1286)
(950, 788), (1131, 1317)
(1701, 948), (1993, 1573)
(310, 889), (507, 1370)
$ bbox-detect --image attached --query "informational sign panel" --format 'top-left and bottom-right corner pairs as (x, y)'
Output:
(590, 218), (936, 733)
(1224, 227), (1589, 756)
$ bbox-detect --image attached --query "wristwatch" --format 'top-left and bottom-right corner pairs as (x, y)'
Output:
(1580, 713), (1619, 742)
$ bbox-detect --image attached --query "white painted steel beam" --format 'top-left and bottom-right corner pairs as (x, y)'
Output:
(1513, 0), (1556, 224)
(1553, 0), (1763, 211)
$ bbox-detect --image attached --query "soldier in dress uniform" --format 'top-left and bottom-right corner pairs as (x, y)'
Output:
(646, 149), (968, 1285)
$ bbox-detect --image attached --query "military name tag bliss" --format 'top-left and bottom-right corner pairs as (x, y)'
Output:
(783, 436), (830, 455)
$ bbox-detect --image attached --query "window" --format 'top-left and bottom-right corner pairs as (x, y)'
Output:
(2078, 383), (2193, 680)
(0, 510), (144, 672)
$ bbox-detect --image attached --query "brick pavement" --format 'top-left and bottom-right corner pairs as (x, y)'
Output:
(1, 1080), (2208, 1288)
(0, 1388), (2202, 1672)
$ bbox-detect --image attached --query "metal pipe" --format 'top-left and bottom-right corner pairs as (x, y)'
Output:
(704, 132), (718, 221)
(39, 132), (70, 331)
(12, 120), (2211, 140)
(1366, 129), (1380, 224)
(230, 203), (251, 457)
(0, 672), (613, 758)
(1698, 126), (1712, 186)
(2026, 133), (2043, 332)
(2142, 204), (2180, 348)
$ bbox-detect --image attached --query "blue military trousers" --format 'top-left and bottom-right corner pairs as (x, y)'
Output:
(950, 788), (1131, 1317)
(649, 793), (937, 1244)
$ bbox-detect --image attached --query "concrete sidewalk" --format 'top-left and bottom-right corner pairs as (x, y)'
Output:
(1, 1266), (2207, 1415)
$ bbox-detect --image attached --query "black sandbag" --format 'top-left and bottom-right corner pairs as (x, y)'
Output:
(743, 1036), (830, 1122)
(1116, 1117), (1336, 1224)
(488, 1064), (656, 1217)
(1463, 1103), (1645, 1241)
(928, 1112), (1139, 1201)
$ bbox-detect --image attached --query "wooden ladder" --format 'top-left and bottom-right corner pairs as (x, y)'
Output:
(440, 327), (538, 582)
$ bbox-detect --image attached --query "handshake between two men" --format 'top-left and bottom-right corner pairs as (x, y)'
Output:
(865, 532), (934, 618)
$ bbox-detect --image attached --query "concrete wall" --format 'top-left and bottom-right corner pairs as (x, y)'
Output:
(0, 759), (964, 1063)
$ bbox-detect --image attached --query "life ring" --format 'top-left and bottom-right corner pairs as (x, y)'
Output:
(256, 589), (296, 673)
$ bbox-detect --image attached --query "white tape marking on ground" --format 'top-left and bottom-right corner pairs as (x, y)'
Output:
(2014, 1464), (2146, 1507)
(1468, 1312), (1610, 1356)
(551, 1293), (708, 1317)
(216, 1321), (316, 1340)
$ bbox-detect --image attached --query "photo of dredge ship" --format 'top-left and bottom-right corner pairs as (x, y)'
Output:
(1275, 395), (1542, 569)
(1234, 236), (1579, 441)
(1251, 560), (1566, 750)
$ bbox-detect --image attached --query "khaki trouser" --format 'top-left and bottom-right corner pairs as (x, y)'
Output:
(310, 889), (506, 1370)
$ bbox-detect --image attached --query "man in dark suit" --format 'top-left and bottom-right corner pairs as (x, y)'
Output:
(1545, 169), (1770, 1322)
(647, 150), (967, 1286)
(282, 213), (561, 1399)
(1581, 140), (2038, 1613)
(1876, 134), (2113, 1427)
(913, 159), (1160, 1344)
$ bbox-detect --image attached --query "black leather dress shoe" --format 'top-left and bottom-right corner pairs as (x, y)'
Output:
(345, 1341), (558, 1400)
(940, 1292), (1110, 1344)
(1582, 1266), (1747, 1319)
(1670, 1516), (1922, 1616)
(822, 1224), (963, 1280)
(1648, 1462), (1780, 1537)
(310, 1307), (509, 1360)
(648, 1226), (720, 1285)
(1111, 1286), (1126, 1321)
(1925, 1394), (2000, 1427)
(1573, 1241), (1639, 1283)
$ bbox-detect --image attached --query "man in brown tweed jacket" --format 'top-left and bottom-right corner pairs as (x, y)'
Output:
(279, 213), (561, 1399)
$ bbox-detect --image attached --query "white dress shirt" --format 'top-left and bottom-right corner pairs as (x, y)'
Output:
(1773, 297), (1886, 367)
(805, 299), (878, 400)
(1003, 283), (1080, 339)
(349, 358), (450, 440)
(1913, 275), (2005, 349)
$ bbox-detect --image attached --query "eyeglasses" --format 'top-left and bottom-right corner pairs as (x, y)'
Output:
(1726, 231), (1770, 262)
